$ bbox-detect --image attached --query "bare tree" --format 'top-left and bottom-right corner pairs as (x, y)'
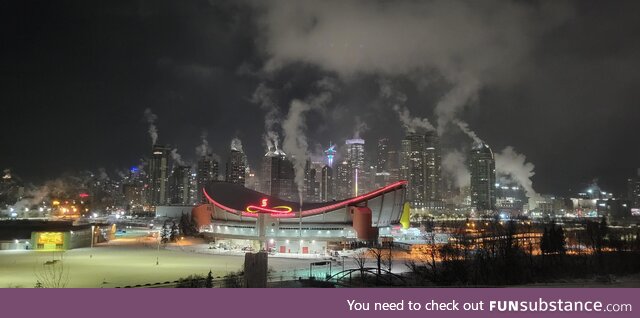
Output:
(35, 255), (70, 288)
(353, 250), (368, 283)
(370, 246), (384, 275)
(383, 244), (393, 273)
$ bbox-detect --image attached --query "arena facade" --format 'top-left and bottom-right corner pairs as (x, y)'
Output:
(193, 181), (409, 255)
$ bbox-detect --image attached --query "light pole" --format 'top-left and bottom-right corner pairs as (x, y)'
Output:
(156, 229), (161, 265)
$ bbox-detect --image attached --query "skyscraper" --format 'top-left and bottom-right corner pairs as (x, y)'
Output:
(226, 148), (246, 186)
(386, 148), (400, 183)
(146, 145), (170, 206)
(304, 160), (321, 202)
(424, 131), (443, 208)
(375, 138), (391, 187)
(196, 154), (218, 203)
(169, 165), (191, 205)
(245, 166), (261, 192)
(469, 142), (496, 211)
(628, 169), (640, 209)
(321, 165), (334, 201)
(335, 161), (351, 199)
(376, 138), (389, 173)
(345, 139), (366, 170)
(400, 139), (411, 184)
(404, 133), (426, 207)
(261, 148), (296, 201)
(345, 138), (365, 196)
(188, 171), (197, 204)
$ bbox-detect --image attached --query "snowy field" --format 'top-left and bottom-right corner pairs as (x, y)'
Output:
(0, 235), (326, 288)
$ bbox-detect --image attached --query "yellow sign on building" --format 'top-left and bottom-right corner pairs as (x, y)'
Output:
(36, 232), (65, 250)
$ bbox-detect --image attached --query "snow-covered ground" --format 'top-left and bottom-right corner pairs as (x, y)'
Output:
(0, 236), (330, 288)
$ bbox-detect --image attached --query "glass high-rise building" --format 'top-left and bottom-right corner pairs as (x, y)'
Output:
(424, 131), (442, 207)
(261, 148), (296, 201)
(169, 165), (191, 205)
(321, 165), (334, 201)
(196, 154), (218, 203)
(226, 148), (246, 187)
(345, 139), (365, 196)
(146, 144), (170, 206)
(335, 161), (351, 199)
(375, 138), (391, 187)
(469, 142), (496, 211)
(399, 132), (443, 209)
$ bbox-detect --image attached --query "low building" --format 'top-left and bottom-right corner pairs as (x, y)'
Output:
(0, 220), (114, 251)
(154, 205), (194, 218)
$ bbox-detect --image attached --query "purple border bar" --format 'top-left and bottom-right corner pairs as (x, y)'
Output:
(1, 288), (637, 318)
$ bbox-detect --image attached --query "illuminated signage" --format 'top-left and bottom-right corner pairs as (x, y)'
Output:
(245, 198), (292, 215)
(37, 232), (64, 245)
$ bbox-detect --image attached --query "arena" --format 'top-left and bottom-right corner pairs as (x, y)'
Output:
(195, 181), (409, 255)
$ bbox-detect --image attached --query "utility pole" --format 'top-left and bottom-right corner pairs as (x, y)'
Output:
(156, 229), (160, 265)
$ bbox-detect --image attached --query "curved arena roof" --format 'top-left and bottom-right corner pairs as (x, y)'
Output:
(203, 180), (407, 219)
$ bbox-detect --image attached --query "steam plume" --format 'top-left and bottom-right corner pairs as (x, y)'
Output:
(255, 1), (572, 138)
(353, 116), (369, 139)
(494, 146), (539, 209)
(251, 82), (282, 152)
(442, 150), (471, 188)
(393, 105), (435, 133)
(231, 138), (244, 152)
(454, 119), (483, 144)
(170, 149), (186, 166)
(143, 108), (158, 145)
(196, 131), (210, 157)
(282, 91), (333, 200)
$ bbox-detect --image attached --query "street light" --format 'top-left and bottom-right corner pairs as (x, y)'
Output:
(156, 229), (161, 265)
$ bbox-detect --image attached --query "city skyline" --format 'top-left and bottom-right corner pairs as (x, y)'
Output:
(2, 1), (640, 294)
(2, 0), (640, 197)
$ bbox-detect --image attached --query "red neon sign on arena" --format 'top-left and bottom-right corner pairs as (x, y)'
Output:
(245, 198), (292, 215)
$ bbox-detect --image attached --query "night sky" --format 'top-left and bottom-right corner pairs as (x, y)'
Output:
(1, 0), (639, 196)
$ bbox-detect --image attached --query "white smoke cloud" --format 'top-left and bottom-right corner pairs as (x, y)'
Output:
(282, 90), (333, 201)
(251, 82), (282, 152)
(97, 167), (109, 181)
(379, 79), (434, 133)
(393, 105), (435, 133)
(170, 148), (186, 166)
(231, 137), (244, 152)
(436, 75), (481, 135)
(442, 150), (471, 188)
(254, 0), (572, 136)
(10, 178), (82, 214)
(265, 131), (279, 152)
(379, 78), (407, 103)
(115, 169), (127, 179)
(143, 108), (159, 145)
(196, 131), (210, 157)
(454, 119), (483, 145)
(282, 101), (313, 201)
(353, 116), (369, 139)
(495, 146), (539, 208)
(195, 131), (221, 162)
